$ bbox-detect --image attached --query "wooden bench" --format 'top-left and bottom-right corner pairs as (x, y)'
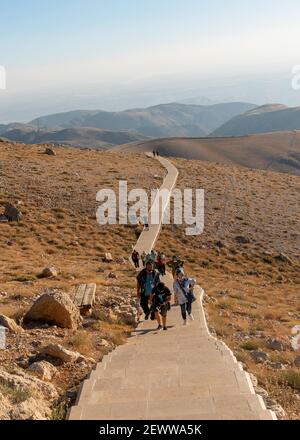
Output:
(72, 283), (96, 316)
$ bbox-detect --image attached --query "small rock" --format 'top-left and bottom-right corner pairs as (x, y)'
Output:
(27, 361), (57, 381)
(235, 236), (250, 244)
(249, 372), (258, 387)
(40, 266), (58, 278)
(0, 291), (8, 297)
(269, 403), (286, 419)
(45, 148), (56, 156)
(0, 314), (24, 333)
(116, 257), (127, 265)
(266, 338), (286, 352)
(108, 272), (117, 279)
(217, 290), (229, 297)
(250, 350), (269, 364)
(294, 356), (300, 367)
(275, 253), (293, 264)
(99, 339), (110, 347)
(41, 344), (80, 363)
(103, 253), (113, 262)
(77, 355), (95, 364)
(215, 240), (226, 249)
(255, 386), (268, 397)
(267, 361), (286, 370)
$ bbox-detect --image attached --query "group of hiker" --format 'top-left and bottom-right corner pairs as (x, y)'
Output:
(153, 150), (160, 157)
(135, 251), (196, 331)
(132, 249), (166, 275)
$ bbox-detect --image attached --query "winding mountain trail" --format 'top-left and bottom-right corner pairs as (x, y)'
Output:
(68, 154), (276, 420)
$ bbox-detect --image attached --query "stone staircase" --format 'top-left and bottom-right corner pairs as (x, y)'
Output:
(67, 154), (276, 420)
(68, 274), (276, 420)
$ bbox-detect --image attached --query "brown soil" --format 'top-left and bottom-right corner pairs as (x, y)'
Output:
(0, 142), (163, 418)
(158, 157), (300, 419)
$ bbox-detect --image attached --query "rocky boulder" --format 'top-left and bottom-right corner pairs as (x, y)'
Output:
(0, 368), (58, 401)
(4, 203), (22, 222)
(27, 361), (57, 381)
(114, 304), (139, 326)
(0, 314), (23, 333)
(250, 350), (269, 364)
(41, 343), (95, 364)
(24, 289), (81, 329)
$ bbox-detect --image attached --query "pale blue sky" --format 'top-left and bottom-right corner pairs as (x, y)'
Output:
(1, 0), (300, 121)
(1, 0), (299, 66)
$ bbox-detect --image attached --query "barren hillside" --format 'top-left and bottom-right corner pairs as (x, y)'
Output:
(158, 157), (300, 419)
(212, 104), (300, 137)
(0, 141), (164, 419)
(0, 142), (299, 419)
(114, 130), (300, 175)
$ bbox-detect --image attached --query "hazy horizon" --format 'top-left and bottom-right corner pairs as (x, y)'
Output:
(1, 0), (300, 122)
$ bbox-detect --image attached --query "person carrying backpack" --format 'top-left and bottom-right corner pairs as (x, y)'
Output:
(155, 252), (166, 276)
(173, 267), (196, 326)
(167, 255), (185, 279)
(137, 258), (160, 320)
(141, 251), (147, 267)
(150, 282), (172, 331)
(131, 249), (140, 268)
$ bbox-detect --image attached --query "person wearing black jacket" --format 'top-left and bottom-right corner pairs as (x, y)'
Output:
(137, 259), (160, 320)
(150, 282), (172, 331)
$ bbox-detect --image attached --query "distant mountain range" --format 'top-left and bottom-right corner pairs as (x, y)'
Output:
(211, 104), (300, 136)
(29, 102), (256, 137)
(3, 102), (300, 149)
(0, 102), (256, 147)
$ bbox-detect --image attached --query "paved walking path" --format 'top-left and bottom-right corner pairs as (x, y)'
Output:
(68, 155), (276, 420)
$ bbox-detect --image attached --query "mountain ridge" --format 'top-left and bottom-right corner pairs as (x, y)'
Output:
(212, 104), (300, 136)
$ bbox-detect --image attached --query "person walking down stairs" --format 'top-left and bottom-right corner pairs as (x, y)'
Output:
(150, 282), (172, 331)
(173, 267), (197, 326)
(167, 255), (185, 279)
(137, 257), (160, 320)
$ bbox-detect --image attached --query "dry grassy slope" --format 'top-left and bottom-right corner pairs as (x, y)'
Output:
(158, 157), (300, 419)
(0, 142), (164, 409)
(1, 127), (148, 150)
(113, 130), (300, 175)
(0, 142), (164, 305)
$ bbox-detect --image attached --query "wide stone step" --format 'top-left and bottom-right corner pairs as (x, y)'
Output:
(69, 398), (275, 421)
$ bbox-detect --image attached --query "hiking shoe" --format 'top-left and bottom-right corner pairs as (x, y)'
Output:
(157, 324), (163, 330)
(163, 326), (168, 331)
(145, 313), (150, 320)
(188, 314), (194, 321)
